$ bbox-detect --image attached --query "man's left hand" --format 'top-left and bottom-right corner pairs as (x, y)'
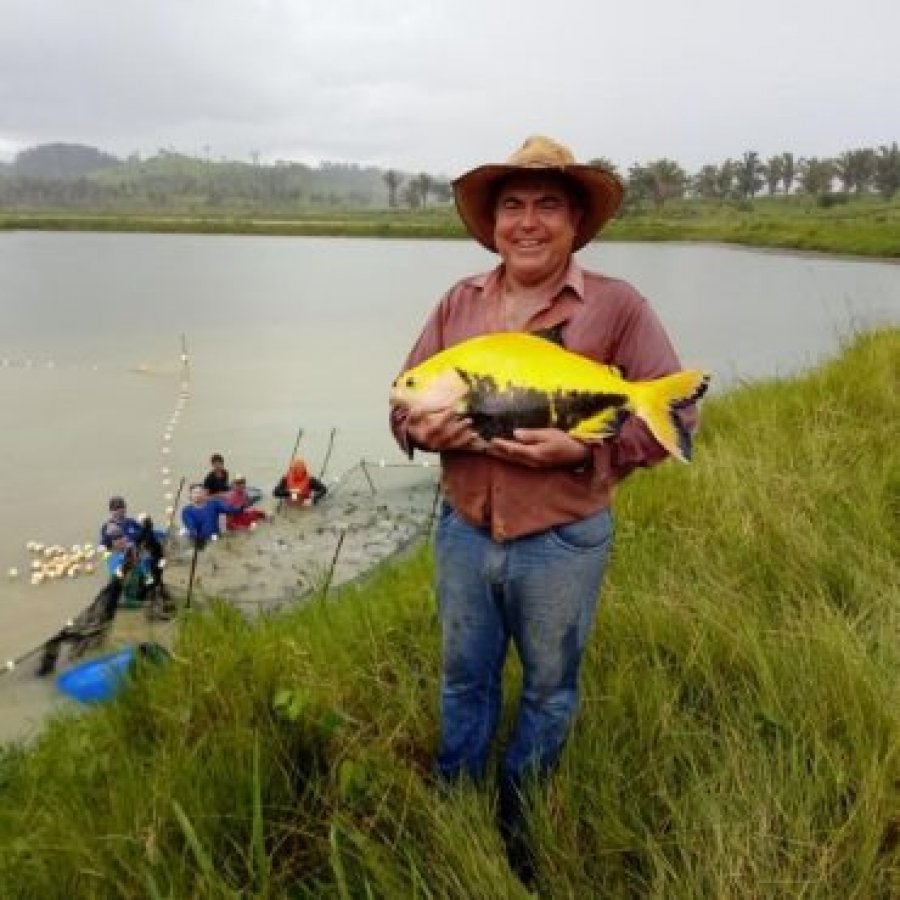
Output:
(486, 428), (592, 469)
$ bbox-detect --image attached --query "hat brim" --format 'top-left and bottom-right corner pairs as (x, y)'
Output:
(452, 163), (623, 252)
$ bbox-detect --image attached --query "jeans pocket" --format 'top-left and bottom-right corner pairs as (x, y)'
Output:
(438, 501), (459, 524)
(548, 509), (613, 553)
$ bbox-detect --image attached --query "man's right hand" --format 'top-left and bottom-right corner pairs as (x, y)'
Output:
(404, 406), (482, 453)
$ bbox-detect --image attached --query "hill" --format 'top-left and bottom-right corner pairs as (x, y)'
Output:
(0, 143), (451, 213)
(11, 142), (120, 179)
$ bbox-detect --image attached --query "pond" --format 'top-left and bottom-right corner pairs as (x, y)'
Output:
(0, 231), (896, 663)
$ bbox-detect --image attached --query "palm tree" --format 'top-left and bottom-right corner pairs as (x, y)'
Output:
(715, 160), (737, 198)
(415, 172), (433, 208)
(628, 159), (687, 211)
(763, 156), (784, 195)
(798, 157), (835, 196)
(834, 151), (855, 193)
(401, 181), (423, 209)
(383, 169), (401, 208)
(692, 165), (719, 199)
(780, 153), (796, 195)
(588, 157), (620, 178)
(874, 143), (900, 200)
(837, 148), (876, 194)
(736, 151), (764, 198)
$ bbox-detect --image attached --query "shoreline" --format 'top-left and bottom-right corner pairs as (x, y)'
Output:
(1, 211), (898, 260)
(0, 478), (438, 745)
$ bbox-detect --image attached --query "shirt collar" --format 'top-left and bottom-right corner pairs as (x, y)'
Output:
(468, 258), (585, 301)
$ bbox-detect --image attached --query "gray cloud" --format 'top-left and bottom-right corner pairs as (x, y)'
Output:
(1, 0), (897, 174)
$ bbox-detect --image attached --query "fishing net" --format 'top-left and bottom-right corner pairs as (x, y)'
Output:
(164, 459), (440, 615)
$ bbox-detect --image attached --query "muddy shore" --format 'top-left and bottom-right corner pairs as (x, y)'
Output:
(0, 476), (438, 745)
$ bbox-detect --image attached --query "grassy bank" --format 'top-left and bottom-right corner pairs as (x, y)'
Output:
(2, 194), (899, 257)
(0, 330), (898, 897)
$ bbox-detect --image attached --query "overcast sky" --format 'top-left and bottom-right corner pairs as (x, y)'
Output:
(1, 0), (897, 176)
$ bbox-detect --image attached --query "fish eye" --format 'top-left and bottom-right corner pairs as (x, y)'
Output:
(405, 376), (416, 387)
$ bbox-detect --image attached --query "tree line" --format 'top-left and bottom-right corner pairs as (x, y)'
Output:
(607, 144), (900, 212)
(1, 141), (897, 214)
(0, 144), (454, 212)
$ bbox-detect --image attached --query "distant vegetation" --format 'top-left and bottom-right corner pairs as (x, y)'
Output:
(0, 329), (896, 896)
(1, 141), (899, 256)
(0, 142), (453, 212)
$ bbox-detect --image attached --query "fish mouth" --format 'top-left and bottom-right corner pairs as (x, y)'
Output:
(389, 370), (469, 413)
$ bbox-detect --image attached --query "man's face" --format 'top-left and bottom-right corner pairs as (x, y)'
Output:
(190, 487), (208, 506)
(110, 506), (125, 521)
(493, 175), (581, 287)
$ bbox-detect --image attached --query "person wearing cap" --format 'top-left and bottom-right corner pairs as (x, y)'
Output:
(390, 135), (699, 881)
(99, 496), (143, 549)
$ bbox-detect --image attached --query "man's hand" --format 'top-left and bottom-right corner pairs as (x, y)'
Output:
(405, 406), (483, 453)
(486, 428), (592, 469)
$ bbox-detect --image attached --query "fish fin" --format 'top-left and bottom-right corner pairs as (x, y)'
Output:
(529, 324), (566, 347)
(570, 407), (627, 441)
(632, 370), (711, 463)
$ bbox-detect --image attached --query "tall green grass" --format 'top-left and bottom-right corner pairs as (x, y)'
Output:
(0, 330), (897, 897)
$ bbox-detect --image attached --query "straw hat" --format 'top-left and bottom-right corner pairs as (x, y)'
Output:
(452, 135), (623, 252)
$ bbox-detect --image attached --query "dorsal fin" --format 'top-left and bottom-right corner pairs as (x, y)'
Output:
(529, 324), (566, 347)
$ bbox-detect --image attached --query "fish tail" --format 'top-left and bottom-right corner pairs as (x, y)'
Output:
(631, 370), (710, 463)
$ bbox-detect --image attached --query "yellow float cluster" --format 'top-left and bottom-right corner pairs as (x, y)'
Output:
(19, 541), (103, 586)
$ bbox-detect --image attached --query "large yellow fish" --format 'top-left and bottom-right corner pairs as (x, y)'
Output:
(390, 332), (710, 462)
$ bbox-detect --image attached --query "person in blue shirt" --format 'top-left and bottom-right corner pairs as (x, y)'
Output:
(100, 496), (143, 549)
(181, 484), (244, 545)
(104, 525), (141, 576)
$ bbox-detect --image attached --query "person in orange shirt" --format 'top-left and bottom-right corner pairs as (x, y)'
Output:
(273, 457), (327, 506)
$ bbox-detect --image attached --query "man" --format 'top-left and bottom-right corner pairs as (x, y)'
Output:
(202, 453), (229, 495)
(181, 484), (244, 545)
(99, 496), (142, 549)
(390, 136), (699, 882)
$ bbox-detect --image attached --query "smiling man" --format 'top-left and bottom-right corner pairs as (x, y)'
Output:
(390, 135), (698, 884)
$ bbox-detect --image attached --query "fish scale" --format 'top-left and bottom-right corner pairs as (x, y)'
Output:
(463, 372), (628, 441)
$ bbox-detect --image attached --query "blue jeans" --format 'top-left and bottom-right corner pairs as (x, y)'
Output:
(434, 503), (613, 783)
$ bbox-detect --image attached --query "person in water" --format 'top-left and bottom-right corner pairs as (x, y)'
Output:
(99, 496), (142, 549)
(181, 484), (244, 545)
(224, 475), (267, 530)
(390, 135), (701, 884)
(202, 453), (229, 495)
(273, 457), (327, 506)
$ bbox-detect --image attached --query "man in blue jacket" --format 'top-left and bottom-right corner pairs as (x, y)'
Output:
(180, 484), (244, 546)
(100, 496), (142, 549)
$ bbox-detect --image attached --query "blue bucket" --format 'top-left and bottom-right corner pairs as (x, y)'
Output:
(56, 646), (137, 704)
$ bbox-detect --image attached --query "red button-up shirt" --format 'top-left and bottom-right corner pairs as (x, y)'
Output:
(391, 260), (696, 541)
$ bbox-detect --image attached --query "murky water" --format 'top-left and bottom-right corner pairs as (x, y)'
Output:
(0, 231), (896, 684)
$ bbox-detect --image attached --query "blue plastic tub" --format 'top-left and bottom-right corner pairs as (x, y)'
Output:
(56, 646), (137, 704)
